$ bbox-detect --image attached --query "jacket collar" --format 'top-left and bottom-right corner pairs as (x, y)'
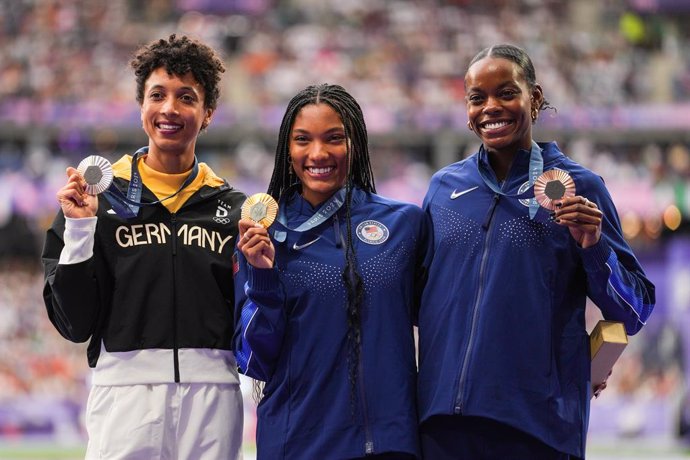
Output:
(477, 141), (564, 179)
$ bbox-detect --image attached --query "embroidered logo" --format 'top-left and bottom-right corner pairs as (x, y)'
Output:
(450, 186), (478, 199)
(356, 220), (389, 245)
(293, 236), (321, 251)
(214, 205), (232, 224)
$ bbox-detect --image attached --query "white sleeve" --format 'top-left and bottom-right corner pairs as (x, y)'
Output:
(58, 216), (98, 265)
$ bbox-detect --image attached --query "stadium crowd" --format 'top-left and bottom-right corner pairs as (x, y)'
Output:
(0, 0), (689, 449)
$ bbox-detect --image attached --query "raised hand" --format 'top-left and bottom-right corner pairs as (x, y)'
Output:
(552, 196), (603, 248)
(56, 167), (98, 219)
(237, 218), (275, 269)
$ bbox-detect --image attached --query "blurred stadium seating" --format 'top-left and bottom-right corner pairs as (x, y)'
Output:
(0, 0), (689, 458)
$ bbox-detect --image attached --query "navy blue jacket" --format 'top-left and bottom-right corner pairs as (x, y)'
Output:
(418, 142), (655, 458)
(234, 188), (432, 459)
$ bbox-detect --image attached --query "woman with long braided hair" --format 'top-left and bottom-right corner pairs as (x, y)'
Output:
(233, 83), (432, 459)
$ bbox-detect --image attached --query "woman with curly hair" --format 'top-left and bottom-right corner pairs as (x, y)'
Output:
(42, 35), (246, 459)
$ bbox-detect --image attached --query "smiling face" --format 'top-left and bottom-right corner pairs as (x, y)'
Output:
(140, 67), (213, 160)
(465, 56), (543, 157)
(289, 103), (349, 206)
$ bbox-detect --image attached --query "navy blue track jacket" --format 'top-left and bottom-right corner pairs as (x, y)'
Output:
(234, 187), (432, 459)
(418, 141), (655, 458)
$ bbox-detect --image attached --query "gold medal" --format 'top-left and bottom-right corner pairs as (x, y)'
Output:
(77, 155), (114, 195)
(534, 169), (576, 210)
(241, 193), (279, 228)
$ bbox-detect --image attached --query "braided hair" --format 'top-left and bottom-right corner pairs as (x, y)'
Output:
(468, 43), (555, 116)
(267, 84), (375, 198)
(267, 84), (376, 411)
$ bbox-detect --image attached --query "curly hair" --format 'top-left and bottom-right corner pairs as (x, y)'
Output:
(130, 34), (225, 111)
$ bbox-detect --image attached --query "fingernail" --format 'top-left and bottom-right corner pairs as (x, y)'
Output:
(555, 218), (561, 223)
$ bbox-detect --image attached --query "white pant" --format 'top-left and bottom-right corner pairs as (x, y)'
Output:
(84, 383), (243, 460)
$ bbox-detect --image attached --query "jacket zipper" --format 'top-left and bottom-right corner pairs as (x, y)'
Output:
(139, 186), (226, 384)
(455, 193), (500, 413)
(171, 212), (180, 383)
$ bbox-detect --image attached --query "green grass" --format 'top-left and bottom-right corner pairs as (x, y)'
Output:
(0, 441), (682, 459)
(0, 446), (84, 460)
(0, 442), (257, 459)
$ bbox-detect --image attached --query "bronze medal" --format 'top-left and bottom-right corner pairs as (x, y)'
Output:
(77, 155), (114, 195)
(241, 193), (279, 228)
(534, 169), (575, 210)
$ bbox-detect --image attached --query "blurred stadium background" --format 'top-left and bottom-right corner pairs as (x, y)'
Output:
(0, 0), (689, 458)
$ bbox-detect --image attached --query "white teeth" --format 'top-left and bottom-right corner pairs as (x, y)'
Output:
(483, 121), (509, 130)
(308, 167), (333, 174)
(159, 123), (181, 130)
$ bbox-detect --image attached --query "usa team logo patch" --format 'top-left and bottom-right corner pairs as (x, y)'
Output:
(356, 220), (389, 245)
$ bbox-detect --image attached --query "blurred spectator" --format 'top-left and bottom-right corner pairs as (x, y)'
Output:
(0, 0), (690, 452)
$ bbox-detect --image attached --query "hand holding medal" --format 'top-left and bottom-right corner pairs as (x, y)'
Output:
(56, 155), (112, 219)
(241, 193), (279, 228)
(238, 193), (278, 269)
(533, 169), (575, 211)
(536, 169), (603, 248)
(76, 155), (114, 195)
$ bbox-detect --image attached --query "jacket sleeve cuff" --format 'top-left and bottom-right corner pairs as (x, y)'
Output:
(59, 217), (97, 265)
(579, 236), (612, 272)
(247, 266), (281, 292)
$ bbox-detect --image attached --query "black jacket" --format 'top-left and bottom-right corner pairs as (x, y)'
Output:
(42, 155), (246, 381)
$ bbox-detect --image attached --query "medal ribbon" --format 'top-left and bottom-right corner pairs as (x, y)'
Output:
(272, 186), (347, 242)
(477, 140), (542, 219)
(104, 147), (199, 219)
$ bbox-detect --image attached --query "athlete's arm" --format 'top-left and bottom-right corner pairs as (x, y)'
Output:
(233, 249), (287, 382)
(42, 212), (102, 342)
(579, 186), (655, 335)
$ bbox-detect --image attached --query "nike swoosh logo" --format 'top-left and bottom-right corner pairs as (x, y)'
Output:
(450, 186), (478, 199)
(293, 236), (321, 250)
(107, 209), (117, 214)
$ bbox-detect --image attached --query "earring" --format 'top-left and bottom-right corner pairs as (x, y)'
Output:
(287, 153), (295, 183)
(467, 121), (473, 132)
(531, 107), (538, 122)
